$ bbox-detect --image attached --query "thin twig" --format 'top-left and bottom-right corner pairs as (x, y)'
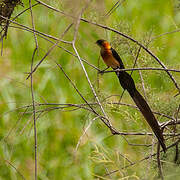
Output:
(30, 48), (38, 180)
(105, 0), (121, 17)
(102, 67), (180, 73)
(4, 159), (26, 180)
(104, 138), (180, 176)
(73, 44), (115, 131)
(75, 116), (98, 155)
(3, 100), (175, 122)
(29, 1), (39, 177)
(26, 23), (73, 79)
(131, 46), (147, 100)
(71, 2), (116, 133)
(151, 29), (180, 41)
(3, 107), (29, 141)
(29, 0), (38, 50)
(0, 15), (71, 44)
(6, 24), (100, 71)
(55, 62), (119, 134)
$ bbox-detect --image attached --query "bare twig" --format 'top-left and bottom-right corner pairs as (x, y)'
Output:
(2, 100), (175, 123)
(130, 46), (147, 100)
(28, 2), (40, 178)
(3, 107), (29, 141)
(151, 29), (180, 41)
(5, 24), (100, 71)
(105, 0), (125, 17)
(4, 159), (26, 180)
(75, 116), (98, 155)
(29, 2), (39, 178)
(101, 67), (180, 73)
(71, 2), (116, 133)
(0, 15), (71, 44)
(30, 48), (38, 180)
(29, 0), (38, 50)
(118, 152), (134, 165)
(26, 23), (73, 79)
(73, 44), (116, 131)
(104, 138), (180, 176)
(55, 62), (119, 134)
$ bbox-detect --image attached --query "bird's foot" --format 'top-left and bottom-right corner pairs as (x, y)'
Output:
(98, 67), (109, 75)
(98, 70), (105, 75)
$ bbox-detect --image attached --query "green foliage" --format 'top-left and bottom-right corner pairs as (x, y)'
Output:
(0, 0), (180, 179)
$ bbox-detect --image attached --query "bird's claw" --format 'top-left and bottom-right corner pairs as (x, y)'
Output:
(98, 70), (105, 75)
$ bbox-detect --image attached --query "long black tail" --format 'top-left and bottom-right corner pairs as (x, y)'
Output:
(116, 71), (166, 152)
(130, 88), (166, 152)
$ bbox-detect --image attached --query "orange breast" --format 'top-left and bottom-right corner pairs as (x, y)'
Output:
(101, 49), (120, 69)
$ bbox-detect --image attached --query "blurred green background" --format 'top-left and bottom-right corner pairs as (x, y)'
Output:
(0, 0), (180, 179)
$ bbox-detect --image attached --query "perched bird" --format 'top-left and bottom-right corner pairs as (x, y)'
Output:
(96, 39), (166, 152)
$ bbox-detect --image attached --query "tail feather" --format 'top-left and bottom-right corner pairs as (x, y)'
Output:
(117, 71), (166, 152)
(130, 89), (166, 152)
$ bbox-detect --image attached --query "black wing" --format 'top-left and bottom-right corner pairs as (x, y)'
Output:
(111, 48), (125, 69)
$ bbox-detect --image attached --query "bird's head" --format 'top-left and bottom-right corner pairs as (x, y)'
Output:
(96, 39), (111, 50)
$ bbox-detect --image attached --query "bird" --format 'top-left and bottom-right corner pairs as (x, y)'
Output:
(96, 39), (166, 152)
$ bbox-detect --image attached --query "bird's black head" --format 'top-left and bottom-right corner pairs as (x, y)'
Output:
(96, 39), (106, 46)
(96, 39), (111, 49)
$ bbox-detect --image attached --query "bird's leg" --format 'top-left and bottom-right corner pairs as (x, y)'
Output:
(98, 66), (110, 75)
